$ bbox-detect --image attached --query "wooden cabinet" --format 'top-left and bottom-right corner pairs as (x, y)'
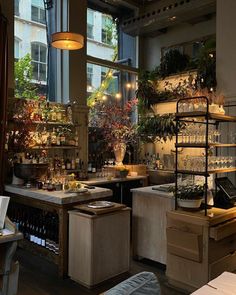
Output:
(166, 208), (236, 293)
(68, 207), (131, 288)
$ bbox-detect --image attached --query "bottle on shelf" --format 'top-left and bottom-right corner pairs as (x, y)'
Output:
(56, 128), (61, 146)
(51, 128), (57, 146)
(65, 158), (72, 170)
(75, 130), (79, 147)
(75, 153), (80, 170)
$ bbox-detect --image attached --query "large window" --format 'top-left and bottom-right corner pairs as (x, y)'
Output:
(31, 42), (47, 82)
(31, 0), (46, 24)
(87, 9), (94, 39)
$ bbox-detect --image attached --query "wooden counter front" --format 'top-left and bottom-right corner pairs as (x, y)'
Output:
(166, 207), (236, 293)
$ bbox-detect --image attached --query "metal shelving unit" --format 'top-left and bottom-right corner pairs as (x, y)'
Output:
(175, 96), (236, 216)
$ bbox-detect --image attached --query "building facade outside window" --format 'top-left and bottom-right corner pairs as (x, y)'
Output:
(14, 38), (20, 61)
(14, 0), (20, 16)
(31, 0), (46, 24)
(87, 64), (93, 86)
(102, 15), (113, 45)
(31, 42), (47, 82)
(87, 9), (94, 39)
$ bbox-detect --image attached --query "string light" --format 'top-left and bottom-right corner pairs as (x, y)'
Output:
(102, 95), (107, 101)
(115, 93), (122, 99)
(209, 53), (214, 58)
(108, 72), (113, 77)
(126, 83), (132, 89)
(88, 85), (92, 91)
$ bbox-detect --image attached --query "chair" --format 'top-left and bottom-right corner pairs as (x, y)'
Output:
(104, 271), (161, 295)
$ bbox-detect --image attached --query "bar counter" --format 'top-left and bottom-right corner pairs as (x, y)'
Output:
(4, 184), (112, 204)
(4, 184), (113, 277)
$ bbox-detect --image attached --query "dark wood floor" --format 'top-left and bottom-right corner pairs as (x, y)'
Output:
(16, 249), (187, 295)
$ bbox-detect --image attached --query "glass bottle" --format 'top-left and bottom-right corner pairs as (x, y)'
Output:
(51, 128), (57, 146)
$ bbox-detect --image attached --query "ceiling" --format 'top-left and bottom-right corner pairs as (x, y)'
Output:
(88, 0), (161, 17)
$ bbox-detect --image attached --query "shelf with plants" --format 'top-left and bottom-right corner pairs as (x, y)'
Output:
(27, 146), (80, 150)
(175, 96), (236, 216)
(177, 167), (236, 176)
(176, 111), (236, 122)
(176, 143), (236, 148)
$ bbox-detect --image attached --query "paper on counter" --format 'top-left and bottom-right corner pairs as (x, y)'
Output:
(0, 228), (14, 236)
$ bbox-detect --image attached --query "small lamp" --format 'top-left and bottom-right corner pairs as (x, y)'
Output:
(51, 31), (84, 50)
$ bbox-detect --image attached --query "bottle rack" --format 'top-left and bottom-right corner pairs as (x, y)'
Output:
(7, 202), (59, 255)
(175, 96), (236, 215)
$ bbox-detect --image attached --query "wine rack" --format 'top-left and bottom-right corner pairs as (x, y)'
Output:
(8, 203), (59, 255)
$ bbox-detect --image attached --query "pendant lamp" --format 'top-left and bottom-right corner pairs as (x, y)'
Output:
(51, 31), (84, 50)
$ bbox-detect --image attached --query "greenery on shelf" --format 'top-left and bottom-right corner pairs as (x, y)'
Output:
(137, 113), (184, 143)
(14, 54), (39, 100)
(195, 39), (216, 90)
(136, 38), (216, 111)
(158, 49), (190, 78)
(170, 184), (204, 200)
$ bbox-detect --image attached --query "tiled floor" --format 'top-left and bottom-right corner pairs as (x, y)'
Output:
(16, 249), (187, 295)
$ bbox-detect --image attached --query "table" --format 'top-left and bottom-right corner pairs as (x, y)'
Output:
(191, 271), (236, 294)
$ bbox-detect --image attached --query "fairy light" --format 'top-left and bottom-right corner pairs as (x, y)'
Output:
(101, 82), (105, 87)
(102, 95), (107, 101)
(88, 85), (92, 91)
(115, 93), (122, 99)
(126, 83), (132, 89)
(209, 53), (214, 58)
(108, 72), (113, 77)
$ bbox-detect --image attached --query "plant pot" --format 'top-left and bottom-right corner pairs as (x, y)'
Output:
(113, 142), (126, 166)
(177, 198), (202, 209)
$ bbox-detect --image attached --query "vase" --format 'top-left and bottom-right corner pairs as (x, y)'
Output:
(113, 142), (126, 166)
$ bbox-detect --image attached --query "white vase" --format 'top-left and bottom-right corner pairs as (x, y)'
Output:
(113, 142), (126, 166)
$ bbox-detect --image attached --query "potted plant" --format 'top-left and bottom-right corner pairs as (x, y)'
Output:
(117, 167), (129, 178)
(172, 184), (204, 209)
(137, 113), (185, 143)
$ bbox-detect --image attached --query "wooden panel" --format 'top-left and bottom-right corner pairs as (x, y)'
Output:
(209, 251), (236, 279)
(68, 208), (130, 287)
(166, 253), (208, 290)
(167, 227), (202, 262)
(210, 218), (236, 241)
(92, 209), (130, 284)
(209, 233), (236, 263)
(132, 192), (174, 264)
(68, 213), (93, 285)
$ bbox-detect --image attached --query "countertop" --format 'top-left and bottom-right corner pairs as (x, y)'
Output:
(4, 184), (112, 205)
(81, 175), (147, 186)
(131, 184), (174, 199)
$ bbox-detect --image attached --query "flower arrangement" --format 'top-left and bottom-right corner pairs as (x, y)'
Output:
(89, 99), (138, 147)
